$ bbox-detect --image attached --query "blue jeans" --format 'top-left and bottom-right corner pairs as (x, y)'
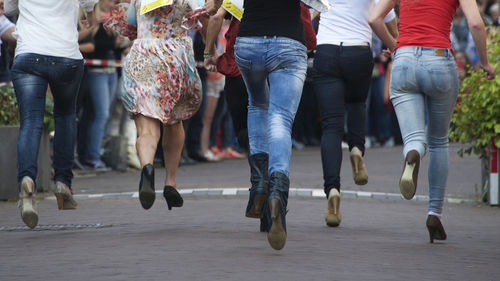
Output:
(80, 70), (117, 163)
(12, 53), (84, 189)
(390, 46), (459, 213)
(366, 74), (392, 143)
(235, 36), (307, 176)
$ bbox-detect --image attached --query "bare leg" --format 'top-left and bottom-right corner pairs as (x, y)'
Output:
(162, 121), (185, 187)
(200, 96), (219, 156)
(134, 114), (161, 167)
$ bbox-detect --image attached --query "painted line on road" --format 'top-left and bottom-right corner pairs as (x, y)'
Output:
(42, 188), (477, 204)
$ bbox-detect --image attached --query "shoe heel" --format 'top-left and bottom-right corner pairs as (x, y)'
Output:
(267, 199), (286, 250)
(427, 226), (436, 243)
(163, 186), (183, 211)
(426, 215), (446, 243)
(350, 148), (368, 185)
(55, 193), (65, 210)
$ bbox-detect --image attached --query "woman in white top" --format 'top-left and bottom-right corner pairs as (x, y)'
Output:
(5, 0), (97, 229)
(312, 0), (396, 227)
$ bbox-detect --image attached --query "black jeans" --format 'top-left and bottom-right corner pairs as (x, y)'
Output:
(224, 75), (249, 152)
(312, 44), (373, 194)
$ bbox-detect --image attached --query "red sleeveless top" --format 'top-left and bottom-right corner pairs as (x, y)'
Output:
(396, 0), (460, 50)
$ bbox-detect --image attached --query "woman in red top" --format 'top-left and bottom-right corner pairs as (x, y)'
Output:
(369, 0), (495, 243)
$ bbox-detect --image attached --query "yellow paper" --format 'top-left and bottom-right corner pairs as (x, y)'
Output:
(140, 0), (173, 15)
(222, 0), (244, 21)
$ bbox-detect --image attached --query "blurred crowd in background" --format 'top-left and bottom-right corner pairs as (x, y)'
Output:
(0, 0), (498, 172)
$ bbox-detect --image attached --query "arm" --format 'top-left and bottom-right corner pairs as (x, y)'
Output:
(4, 0), (18, 16)
(385, 18), (398, 38)
(1, 25), (15, 45)
(368, 0), (397, 51)
(205, 0), (223, 16)
(79, 42), (95, 53)
(204, 7), (226, 56)
(79, 0), (98, 28)
(203, 7), (226, 72)
(459, 0), (495, 79)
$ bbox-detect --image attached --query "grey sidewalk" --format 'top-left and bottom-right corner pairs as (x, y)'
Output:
(1, 144), (499, 281)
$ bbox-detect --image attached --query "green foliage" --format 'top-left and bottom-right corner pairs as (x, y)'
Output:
(0, 84), (19, 126)
(0, 83), (54, 131)
(450, 29), (500, 158)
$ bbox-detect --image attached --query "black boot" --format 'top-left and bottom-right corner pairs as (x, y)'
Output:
(139, 164), (155, 210)
(267, 172), (289, 250)
(245, 153), (269, 218)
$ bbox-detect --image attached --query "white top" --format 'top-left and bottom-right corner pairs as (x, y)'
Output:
(317, 0), (396, 46)
(5, 0), (98, 60)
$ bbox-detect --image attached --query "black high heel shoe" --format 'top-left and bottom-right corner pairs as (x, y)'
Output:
(426, 215), (447, 243)
(139, 164), (155, 210)
(163, 186), (183, 210)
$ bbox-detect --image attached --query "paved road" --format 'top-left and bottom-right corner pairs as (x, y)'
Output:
(1, 196), (499, 281)
(73, 144), (483, 199)
(1, 144), (499, 281)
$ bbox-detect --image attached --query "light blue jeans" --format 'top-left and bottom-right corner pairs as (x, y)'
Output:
(81, 70), (118, 163)
(235, 36), (307, 176)
(390, 46), (459, 213)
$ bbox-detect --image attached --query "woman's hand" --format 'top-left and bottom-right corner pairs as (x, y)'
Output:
(480, 62), (496, 80)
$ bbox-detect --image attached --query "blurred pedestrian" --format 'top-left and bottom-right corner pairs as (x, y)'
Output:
(5, 0), (97, 229)
(370, 0), (495, 243)
(78, 0), (122, 170)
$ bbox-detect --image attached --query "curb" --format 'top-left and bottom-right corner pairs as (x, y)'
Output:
(42, 188), (477, 205)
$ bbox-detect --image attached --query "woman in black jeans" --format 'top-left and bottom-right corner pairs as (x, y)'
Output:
(312, 0), (397, 227)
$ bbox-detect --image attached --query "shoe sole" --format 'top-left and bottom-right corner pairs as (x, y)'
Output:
(21, 200), (38, 229)
(139, 175), (155, 210)
(350, 154), (368, 185)
(267, 199), (286, 250)
(325, 195), (341, 227)
(245, 194), (266, 218)
(400, 162), (416, 200)
(140, 188), (155, 210)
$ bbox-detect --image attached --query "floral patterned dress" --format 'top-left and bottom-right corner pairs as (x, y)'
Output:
(116, 0), (203, 124)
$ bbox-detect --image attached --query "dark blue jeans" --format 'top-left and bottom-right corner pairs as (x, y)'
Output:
(12, 53), (84, 189)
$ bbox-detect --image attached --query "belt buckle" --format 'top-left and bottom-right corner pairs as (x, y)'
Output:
(435, 49), (445, 56)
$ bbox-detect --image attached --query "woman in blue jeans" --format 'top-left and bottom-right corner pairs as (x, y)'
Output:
(79, 0), (120, 169)
(5, 0), (97, 229)
(370, 0), (495, 242)
(234, 0), (310, 250)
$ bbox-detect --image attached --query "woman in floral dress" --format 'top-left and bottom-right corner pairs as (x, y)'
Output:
(107, 0), (203, 210)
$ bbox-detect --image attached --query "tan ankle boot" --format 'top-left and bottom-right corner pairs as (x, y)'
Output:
(54, 182), (78, 210)
(350, 147), (368, 185)
(19, 177), (38, 229)
(325, 188), (341, 227)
